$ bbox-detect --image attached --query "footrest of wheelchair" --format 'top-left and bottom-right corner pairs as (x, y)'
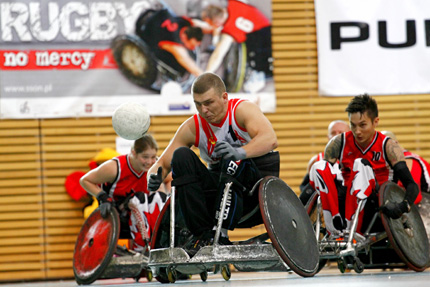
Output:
(149, 244), (281, 267)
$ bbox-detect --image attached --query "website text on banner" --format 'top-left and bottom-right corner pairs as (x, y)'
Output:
(0, 0), (275, 119)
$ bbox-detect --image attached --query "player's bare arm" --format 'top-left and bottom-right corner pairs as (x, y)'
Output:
(80, 160), (117, 197)
(385, 138), (406, 166)
(162, 44), (203, 76)
(205, 33), (234, 73)
(324, 134), (342, 164)
(235, 101), (277, 158)
(147, 116), (196, 182)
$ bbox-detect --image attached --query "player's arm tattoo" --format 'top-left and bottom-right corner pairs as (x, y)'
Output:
(385, 138), (405, 166)
(324, 135), (341, 164)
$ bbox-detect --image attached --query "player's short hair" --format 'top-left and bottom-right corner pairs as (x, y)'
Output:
(185, 26), (203, 41)
(201, 5), (225, 20)
(134, 134), (158, 154)
(192, 72), (226, 97)
(345, 94), (378, 120)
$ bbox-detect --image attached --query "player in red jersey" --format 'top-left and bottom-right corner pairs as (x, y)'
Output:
(299, 120), (350, 205)
(381, 130), (429, 202)
(201, 1), (272, 79)
(80, 135), (168, 252)
(309, 94), (419, 236)
(136, 9), (204, 76)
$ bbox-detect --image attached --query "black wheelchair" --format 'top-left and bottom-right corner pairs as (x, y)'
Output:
(305, 181), (430, 273)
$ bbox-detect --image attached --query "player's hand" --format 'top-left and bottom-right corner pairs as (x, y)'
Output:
(148, 166), (163, 192)
(97, 191), (112, 218)
(381, 200), (409, 219)
(214, 141), (246, 161)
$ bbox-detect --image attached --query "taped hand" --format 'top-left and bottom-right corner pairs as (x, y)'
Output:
(148, 166), (163, 192)
(97, 191), (112, 218)
(381, 200), (410, 219)
(214, 141), (246, 161)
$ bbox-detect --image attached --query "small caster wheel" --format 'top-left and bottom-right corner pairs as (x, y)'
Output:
(200, 271), (208, 282)
(353, 257), (364, 273)
(167, 266), (177, 283)
(337, 259), (346, 273)
(221, 265), (231, 281)
(147, 269), (153, 282)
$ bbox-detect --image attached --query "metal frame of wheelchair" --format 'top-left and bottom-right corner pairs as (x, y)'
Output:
(73, 175), (320, 284)
(148, 176), (319, 283)
(306, 181), (430, 274)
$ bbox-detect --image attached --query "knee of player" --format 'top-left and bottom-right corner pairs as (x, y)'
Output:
(172, 147), (193, 163)
(353, 158), (371, 169)
(310, 160), (329, 175)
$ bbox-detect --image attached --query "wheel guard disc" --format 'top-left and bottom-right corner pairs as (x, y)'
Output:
(418, 192), (430, 260)
(73, 208), (120, 284)
(259, 176), (319, 276)
(379, 182), (430, 270)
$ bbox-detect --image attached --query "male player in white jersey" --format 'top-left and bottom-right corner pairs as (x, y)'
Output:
(147, 72), (278, 256)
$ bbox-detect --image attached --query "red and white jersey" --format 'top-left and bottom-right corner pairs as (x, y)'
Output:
(194, 98), (251, 165)
(103, 154), (147, 201)
(403, 150), (430, 193)
(316, 152), (324, 162)
(222, 0), (270, 43)
(339, 131), (393, 186)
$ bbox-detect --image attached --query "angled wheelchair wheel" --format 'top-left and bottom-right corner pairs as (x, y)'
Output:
(73, 208), (120, 285)
(223, 42), (247, 93)
(259, 176), (319, 277)
(305, 192), (328, 273)
(111, 34), (157, 90)
(379, 181), (430, 271)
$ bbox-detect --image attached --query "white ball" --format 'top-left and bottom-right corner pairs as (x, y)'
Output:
(112, 102), (150, 140)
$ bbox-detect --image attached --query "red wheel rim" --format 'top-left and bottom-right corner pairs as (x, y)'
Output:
(73, 208), (119, 284)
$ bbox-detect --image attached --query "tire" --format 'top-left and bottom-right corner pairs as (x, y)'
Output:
(223, 42), (247, 93)
(111, 34), (157, 90)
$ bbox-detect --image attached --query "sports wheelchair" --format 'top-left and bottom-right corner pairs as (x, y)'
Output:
(305, 181), (430, 274)
(72, 174), (320, 284)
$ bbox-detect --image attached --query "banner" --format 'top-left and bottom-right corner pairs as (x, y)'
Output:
(0, 0), (275, 118)
(315, 0), (430, 96)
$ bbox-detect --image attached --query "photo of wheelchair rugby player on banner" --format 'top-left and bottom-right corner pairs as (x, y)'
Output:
(110, 0), (274, 94)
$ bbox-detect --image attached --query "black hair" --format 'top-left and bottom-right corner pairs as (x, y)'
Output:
(345, 94), (378, 120)
(184, 26), (203, 42)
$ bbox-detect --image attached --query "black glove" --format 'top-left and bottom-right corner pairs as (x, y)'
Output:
(214, 141), (246, 161)
(134, 191), (146, 204)
(381, 200), (410, 219)
(97, 191), (112, 218)
(148, 166), (163, 192)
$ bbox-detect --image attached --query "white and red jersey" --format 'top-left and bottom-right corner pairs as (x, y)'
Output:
(193, 98), (251, 165)
(103, 154), (147, 201)
(222, 0), (270, 43)
(339, 131), (393, 187)
(315, 152), (324, 162)
(402, 150), (430, 193)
